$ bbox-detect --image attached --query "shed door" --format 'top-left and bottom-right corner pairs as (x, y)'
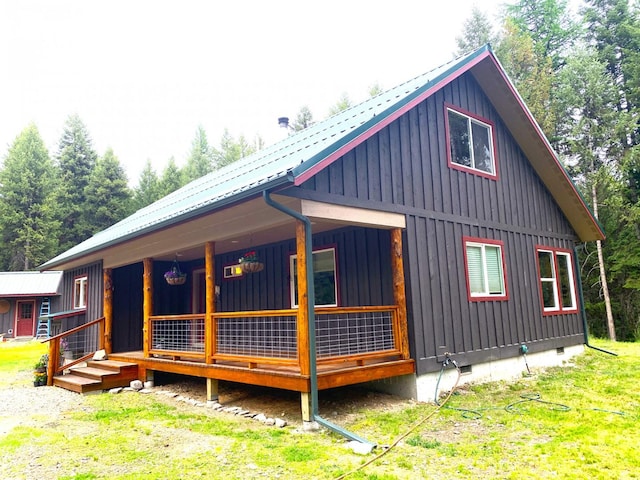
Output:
(15, 300), (35, 337)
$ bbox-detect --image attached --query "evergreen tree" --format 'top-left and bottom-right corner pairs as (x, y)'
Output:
(212, 129), (257, 169)
(54, 114), (98, 251)
(0, 125), (59, 270)
(158, 156), (185, 196)
(132, 160), (161, 210)
(291, 106), (314, 131)
(183, 125), (213, 182)
(84, 148), (133, 233)
(328, 93), (352, 116)
(556, 49), (624, 340)
(455, 6), (498, 55)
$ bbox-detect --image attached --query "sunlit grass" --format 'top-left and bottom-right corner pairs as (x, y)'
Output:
(1, 339), (638, 479)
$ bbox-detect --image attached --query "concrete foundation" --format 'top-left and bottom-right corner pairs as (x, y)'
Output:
(367, 344), (584, 402)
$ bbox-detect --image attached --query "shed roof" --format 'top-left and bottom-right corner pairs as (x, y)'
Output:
(0, 271), (62, 297)
(41, 45), (603, 271)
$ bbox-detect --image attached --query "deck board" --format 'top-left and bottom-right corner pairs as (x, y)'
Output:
(110, 351), (414, 393)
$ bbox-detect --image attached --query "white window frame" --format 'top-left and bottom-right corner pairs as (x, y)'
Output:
(290, 247), (338, 308)
(463, 237), (507, 301)
(537, 247), (577, 314)
(73, 275), (88, 309)
(446, 104), (497, 177)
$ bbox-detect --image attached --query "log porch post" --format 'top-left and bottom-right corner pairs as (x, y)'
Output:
(143, 257), (153, 358)
(296, 220), (313, 421)
(205, 241), (219, 401)
(391, 228), (410, 360)
(103, 268), (113, 353)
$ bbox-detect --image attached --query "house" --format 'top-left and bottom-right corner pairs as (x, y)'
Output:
(0, 271), (62, 338)
(40, 45), (603, 420)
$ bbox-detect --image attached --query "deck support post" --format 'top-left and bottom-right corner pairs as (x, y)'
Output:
(206, 378), (219, 402)
(205, 241), (216, 364)
(391, 228), (410, 359)
(143, 257), (153, 358)
(103, 268), (113, 353)
(300, 392), (312, 422)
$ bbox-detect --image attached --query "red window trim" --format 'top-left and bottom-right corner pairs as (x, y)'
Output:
(444, 102), (499, 180)
(535, 245), (579, 316)
(462, 236), (509, 302)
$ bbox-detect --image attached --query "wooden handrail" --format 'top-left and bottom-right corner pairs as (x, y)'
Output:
(43, 317), (105, 385)
(40, 316), (105, 344)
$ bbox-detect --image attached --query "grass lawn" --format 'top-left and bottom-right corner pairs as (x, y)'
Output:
(1, 339), (638, 479)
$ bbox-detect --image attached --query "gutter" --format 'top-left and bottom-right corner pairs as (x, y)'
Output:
(573, 246), (617, 356)
(263, 190), (375, 447)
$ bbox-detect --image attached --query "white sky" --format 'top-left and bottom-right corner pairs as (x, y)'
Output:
(0, 0), (507, 184)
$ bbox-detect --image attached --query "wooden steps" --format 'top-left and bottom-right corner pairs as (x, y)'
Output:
(53, 359), (139, 393)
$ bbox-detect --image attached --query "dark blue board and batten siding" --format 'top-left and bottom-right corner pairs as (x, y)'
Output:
(295, 71), (583, 375)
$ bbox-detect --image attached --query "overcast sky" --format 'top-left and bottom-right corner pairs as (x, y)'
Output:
(0, 0), (509, 184)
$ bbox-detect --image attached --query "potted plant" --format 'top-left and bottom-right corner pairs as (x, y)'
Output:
(238, 250), (264, 274)
(164, 259), (187, 285)
(60, 338), (73, 360)
(33, 354), (48, 387)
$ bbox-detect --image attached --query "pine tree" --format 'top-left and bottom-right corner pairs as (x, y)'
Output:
(455, 6), (498, 55)
(84, 148), (133, 233)
(158, 156), (185, 196)
(183, 125), (213, 182)
(54, 114), (98, 251)
(132, 160), (161, 210)
(0, 125), (59, 270)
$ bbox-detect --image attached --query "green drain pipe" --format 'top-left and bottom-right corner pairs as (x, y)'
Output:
(263, 190), (375, 447)
(573, 246), (617, 356)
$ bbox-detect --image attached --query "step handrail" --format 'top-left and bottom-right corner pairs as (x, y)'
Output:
(41, 317), (105, 386)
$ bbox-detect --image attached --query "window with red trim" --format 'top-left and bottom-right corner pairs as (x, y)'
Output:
(446, 104), (498, 179)
(463, 237), (507, 301)
(536, 247), (577, 314)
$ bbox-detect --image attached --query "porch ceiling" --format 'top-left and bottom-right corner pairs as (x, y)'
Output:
(62, 195), (405, 270)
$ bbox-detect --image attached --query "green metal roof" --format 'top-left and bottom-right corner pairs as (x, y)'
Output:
(41, 47), (490, 270)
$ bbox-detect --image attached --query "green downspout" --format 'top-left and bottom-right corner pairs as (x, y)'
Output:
(573, 246), (617, 356)
(263, 190), (375, 446)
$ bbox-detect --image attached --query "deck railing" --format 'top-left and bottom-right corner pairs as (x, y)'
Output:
(42, 317), (105, 385)
(149, 305), (402, 368)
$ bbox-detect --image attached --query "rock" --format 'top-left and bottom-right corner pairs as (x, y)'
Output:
(302, 421), (320, 431)
(108, 387), (123, 394)
(92, 349), (108, 361)
(253, 413), (267, 422)
(206, 401), (222, 409)
(265, 418), (275, 426)
(130, 380), (143, 391)
(236, 409), (250, 416)
(275, 418), (287, 428)
(138, 388), (153, 394)
(347, 441), (375, 455)
(143, 381), (154, 389)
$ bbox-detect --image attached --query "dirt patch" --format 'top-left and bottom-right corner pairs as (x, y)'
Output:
(153, 372), (415, 425)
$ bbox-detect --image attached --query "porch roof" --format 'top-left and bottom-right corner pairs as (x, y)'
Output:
(0, 271), (62, 297)
(40, 45), (603, 271)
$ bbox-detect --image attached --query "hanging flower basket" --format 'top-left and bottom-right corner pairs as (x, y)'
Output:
(165, 258), (187, 285)
(239, 250), (264, 274)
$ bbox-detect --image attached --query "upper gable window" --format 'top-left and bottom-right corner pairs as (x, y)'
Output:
(446, 104), (497, 178)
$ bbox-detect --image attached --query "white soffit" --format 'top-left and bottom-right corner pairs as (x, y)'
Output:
(300, 199), (406, 229)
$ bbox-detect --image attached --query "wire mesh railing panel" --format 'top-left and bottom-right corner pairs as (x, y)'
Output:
(216, 315), (297, 359)
(151, 317), (205, 353)
(315, 310), (395, 358)
(60, 323), (99, 362)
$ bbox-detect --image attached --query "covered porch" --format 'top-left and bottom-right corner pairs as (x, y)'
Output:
(100, 194), (415, 420)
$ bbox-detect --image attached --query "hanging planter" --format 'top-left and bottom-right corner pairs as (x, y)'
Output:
(238, 250), (264, 274)
(164, 258), (187, 285)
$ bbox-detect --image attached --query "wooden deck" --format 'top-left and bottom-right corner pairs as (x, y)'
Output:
(109, 351), (415, 392)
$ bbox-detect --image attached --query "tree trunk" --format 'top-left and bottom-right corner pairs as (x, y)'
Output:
(592, 184), (616, 341)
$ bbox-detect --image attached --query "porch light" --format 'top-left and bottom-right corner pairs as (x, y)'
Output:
(278, 117), (290, 129)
